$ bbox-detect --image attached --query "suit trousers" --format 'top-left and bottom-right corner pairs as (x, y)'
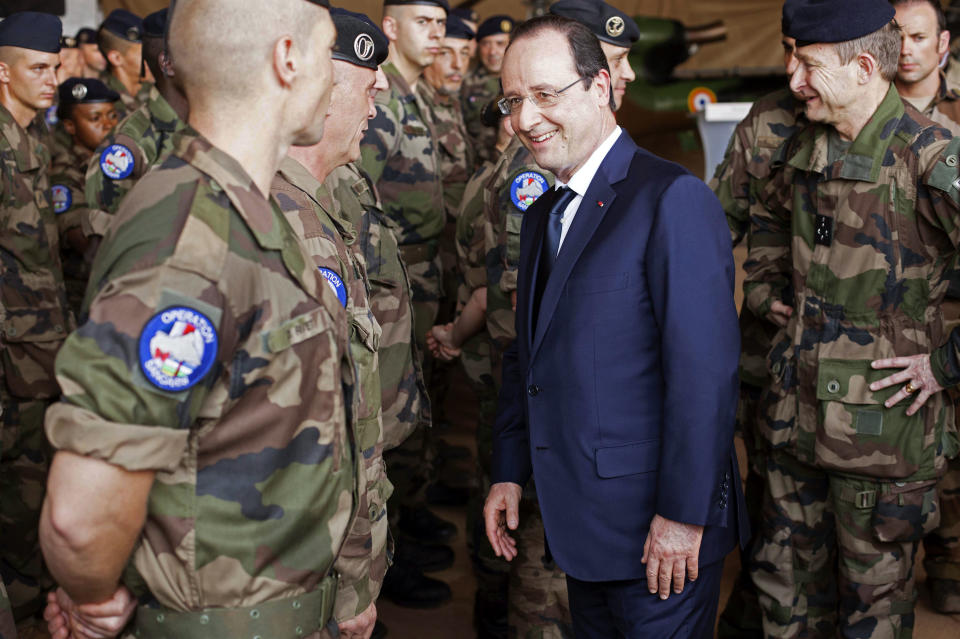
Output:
(565, 560), (723, 639)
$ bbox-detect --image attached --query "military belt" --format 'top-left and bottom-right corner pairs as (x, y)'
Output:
(398, 240), (438, 265)
(132, 573), (338, 639)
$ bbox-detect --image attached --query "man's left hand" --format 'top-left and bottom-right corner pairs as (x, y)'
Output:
(641, 515), (703, 600)
(870, 354), (944, 416)
(337, 602), (376, 639)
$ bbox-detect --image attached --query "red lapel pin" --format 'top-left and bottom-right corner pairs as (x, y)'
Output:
(597, 201), (604, 207)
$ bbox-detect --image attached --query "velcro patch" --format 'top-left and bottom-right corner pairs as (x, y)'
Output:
(51, 184), (71, 214)
(139, 306), (219, 391)
(100, 144), (135, 180)
(510, 171), (548, 211)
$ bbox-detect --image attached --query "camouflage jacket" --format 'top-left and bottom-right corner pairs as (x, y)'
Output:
(455, 160), (495, 309)
(710, 87), (805, 387)
(272, 157), (389, 621)
(922, 71), (960, 136)
(49, 140), (95, 317)
(0, 102), (74, 400)
(85, 88), (188, 230)
(358, 62), (444, 248)
(417, 81), (475, 220)
(745, 84), (960, 481)
(484, 137), (554, 347)
(328, 163), (429, 450)
(460, 65), (499, 166)
(100, 70), (154, 123)
(45, 132), (359, 612)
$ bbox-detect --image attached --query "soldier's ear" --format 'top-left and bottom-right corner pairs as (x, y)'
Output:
(856, 51), (876, 85)
(271, 35), (298, 88)
(62, 119), (76, 136)
(382, 15), (399, 43)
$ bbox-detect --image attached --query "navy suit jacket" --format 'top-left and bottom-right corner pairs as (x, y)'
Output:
(491, 132), (748, 582)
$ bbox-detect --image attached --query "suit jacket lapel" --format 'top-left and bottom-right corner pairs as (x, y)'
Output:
(530, 135), (636, 361)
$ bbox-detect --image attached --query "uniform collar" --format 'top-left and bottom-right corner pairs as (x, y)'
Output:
(277, 156), (357, 243)
(787, 83), (903, 182)
(147, 88), (185, 132)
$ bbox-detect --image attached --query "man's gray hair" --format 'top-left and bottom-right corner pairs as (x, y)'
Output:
(834, 21), (901, 82)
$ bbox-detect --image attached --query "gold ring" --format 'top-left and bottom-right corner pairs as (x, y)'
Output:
(905, 382), (917, 394)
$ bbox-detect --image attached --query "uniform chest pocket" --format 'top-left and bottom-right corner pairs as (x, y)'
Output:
(350, 312), (382, 452)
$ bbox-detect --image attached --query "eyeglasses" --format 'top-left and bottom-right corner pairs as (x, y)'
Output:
(497, 77), (586, 115)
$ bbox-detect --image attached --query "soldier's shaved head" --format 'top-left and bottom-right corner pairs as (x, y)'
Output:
(0, 46), (23, 66)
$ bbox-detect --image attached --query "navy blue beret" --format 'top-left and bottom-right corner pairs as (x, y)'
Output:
(101, 9), (143, 43)
(0, 12), (62, 53)
(783, 0), (895, 46)
(450, 7), (478, 24)
(550, 0), (640, 47)
(477, 15), (515, 40)
(58, 78), (120, 107)
(61, 35), (78, 49)
(331, 8), (389, 71)
(384, 0), (450, 12)
(446, 14), (475, 40)
(76, 27), (97, 45)
(142, 9), (168, 39)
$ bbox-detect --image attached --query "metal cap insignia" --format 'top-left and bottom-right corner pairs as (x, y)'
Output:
(605, 16), (625, 38)
(355, 33), (375, 61)
(71, 83), (88, 100)
(501, 19), (513, 33)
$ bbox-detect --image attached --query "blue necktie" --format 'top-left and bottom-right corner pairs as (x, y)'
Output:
(544, 187), (575, 275)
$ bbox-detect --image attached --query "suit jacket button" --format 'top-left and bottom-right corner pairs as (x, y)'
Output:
(527, 385), (540, 397)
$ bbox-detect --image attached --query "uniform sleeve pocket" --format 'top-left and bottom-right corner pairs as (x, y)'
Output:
(595, 439), (660, 478)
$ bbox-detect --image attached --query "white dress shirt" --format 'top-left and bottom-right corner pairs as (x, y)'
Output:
(554, 126), (622, 253)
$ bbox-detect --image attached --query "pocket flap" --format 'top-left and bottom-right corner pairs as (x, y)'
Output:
(2, 307), (69, 343)
(816, 358), (896, 405)
(595, 439), (660, 478)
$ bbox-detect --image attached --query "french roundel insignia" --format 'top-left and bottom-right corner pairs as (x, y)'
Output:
(510, 171), (548, 211)
(51, 184), (72, 214)
(100, 144), (135, 180)
(354, 34), (375, 61)
(687, 87), (717, 113)
(139, 306), (219, 392)
(319, 267), (348, 308)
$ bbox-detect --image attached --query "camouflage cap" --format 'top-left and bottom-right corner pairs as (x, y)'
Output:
(783, 0), (895, 46)
(549, 0), (640, 47)
(477, 15), (515, 40)
(446, 14), (476, 40)
(100, 9), (143, 43)
(331, 8), (389, 70)
(0, 12), (62, 53)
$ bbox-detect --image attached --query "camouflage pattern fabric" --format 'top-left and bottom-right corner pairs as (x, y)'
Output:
(920, 72), (960, 137)
(745, 85), (960, 636)
(45, 131), (359, 631)
(417, 80), (475, 221)
(272, 156), (391, 621)
(99, 70), (154, 125)
(0, 102), (73, 619)
(460, 65), (500, 166)
(0, 581), (15, 639)
(85, 88), (188, 230)
(49, 140), (95, 317)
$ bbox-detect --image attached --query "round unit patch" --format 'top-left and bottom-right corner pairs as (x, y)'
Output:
(319, 267), (348, 308)
(687, 87), (717, 113)
(100, 144), (135, 180)
(45, 105), (58, 127)
(51, 185), (72, 214)
(510, 171), (548, 211)
(139, 307), (219, 392)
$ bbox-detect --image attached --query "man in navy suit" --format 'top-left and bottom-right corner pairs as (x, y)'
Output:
(483, 15), (746, 638)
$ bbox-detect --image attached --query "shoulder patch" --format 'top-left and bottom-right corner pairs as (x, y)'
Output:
(509, 171), (548, 211)
(45, 105), (59, 127)
(51, 184), (72, 214)
(139, 306), (219, 392)
(100, 144), (136, 180)
(319, 267), (348, 308)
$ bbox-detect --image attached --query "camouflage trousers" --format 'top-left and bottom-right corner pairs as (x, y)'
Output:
(750, 451), (940, 639)
(0, 395), (52, 621)
(0, 581), (15, 639)
(924, 455), (960, 581)
(509, 486), (573, 639)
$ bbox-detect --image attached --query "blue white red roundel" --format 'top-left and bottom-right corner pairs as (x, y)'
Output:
(100, 144), (135, 180)
(510, 171), (548, 211)
(139, 307), (219, 391)
(319, 267), (348, 308)
(51, 184), (72, 214)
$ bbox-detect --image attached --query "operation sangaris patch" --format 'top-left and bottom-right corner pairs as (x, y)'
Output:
(510, 171), (548, 211)
(139, 306), (219, 392)
(100, 144), (135, 180)
(51, 184), (72, 214)
(319, 267), (348, 308)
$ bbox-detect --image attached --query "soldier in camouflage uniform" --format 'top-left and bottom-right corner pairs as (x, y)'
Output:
(709, 25), (805, 638)
(85, 8), (190, 231)
(461, 16), (513, 166)
(38, 3), (358, 638)
(0, 13), (73, 623)
(95, 10), (154, 123)
(745, 2), (960, 636)
(48, 78), (119, 317)
(891, 0), (960, 615)
(271, 11), (392, 634)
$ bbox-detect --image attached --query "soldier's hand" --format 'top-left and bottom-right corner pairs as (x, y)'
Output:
(45, 586), (135, 639)
(766, 300), (793, 327)
(427, 323), (461, 360)
(870, 354), (944, 416)
(337, 602), (376, 639)
(484, 482), (522, 561)
(641, 514), (704, 600)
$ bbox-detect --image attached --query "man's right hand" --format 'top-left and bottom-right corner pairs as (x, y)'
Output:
(483, 482), (523, 561)
(767, 300), (793, 327)
(44, 586), (136, 639)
